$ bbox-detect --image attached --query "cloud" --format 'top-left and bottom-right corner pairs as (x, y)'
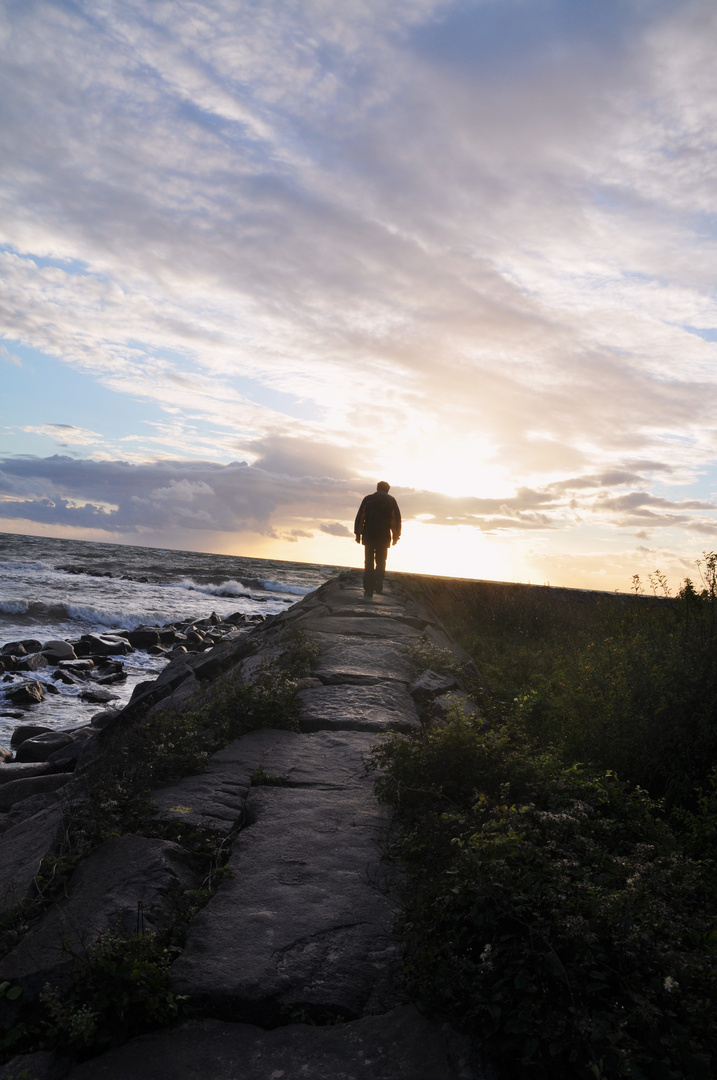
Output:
(1, 345), (22, 368)
(320, 521), (353, 538)
(20, 423), (102, 446)
(1, 453), (715, 552)
(1, 1), (717, 583)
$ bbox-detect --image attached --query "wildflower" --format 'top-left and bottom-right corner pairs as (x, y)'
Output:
(663, 975), (679, 993)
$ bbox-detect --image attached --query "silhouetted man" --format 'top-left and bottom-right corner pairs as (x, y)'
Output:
(354, 481), (401, 598)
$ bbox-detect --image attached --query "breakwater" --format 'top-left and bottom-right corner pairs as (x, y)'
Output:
(0, 569), (482, 1080)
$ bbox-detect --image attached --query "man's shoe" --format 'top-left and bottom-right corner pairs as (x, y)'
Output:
(364, 591), (373, 598)
(375, 587), (383, 594)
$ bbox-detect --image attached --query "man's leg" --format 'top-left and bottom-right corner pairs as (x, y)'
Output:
(363, 544), (375, 596)
(374, 545), (388, 593)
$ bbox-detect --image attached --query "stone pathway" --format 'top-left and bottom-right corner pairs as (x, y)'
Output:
(1, 572), (480, 1080)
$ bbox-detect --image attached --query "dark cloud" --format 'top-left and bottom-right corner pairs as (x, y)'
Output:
(320, 522), (353, 537)
(1, 456), (716, 549)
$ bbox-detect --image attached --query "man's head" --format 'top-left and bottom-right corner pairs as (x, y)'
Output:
(376, 481), (390, 493)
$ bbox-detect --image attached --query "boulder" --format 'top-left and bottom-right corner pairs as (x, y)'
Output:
(51, 668), (83, 685)
(0, 806), (63, 913)
(0, 837), (200, 997)
(90, 707), (122, 730)
(47, 729), (94, 768)
(0, 749), (12, 763)
(82, 634), (134, 657)
(409, 669), (462, 705)
(1, 643), (26, 657)
(41, 640), (76, 661)
(0, 773), (73, 812)
(78, 687), (119, 704)
(11, 724), (53, 748)
(14, 731), (74, 763)
(431, 690), (481, 722)
(0, 1050), (63, 1080)
(15, 654), (49, 673)
(65, 1007), (476, 1080)
(126, 628), (161, 649)
(0, 762), (52, 783)
(7, 681), (45, 707)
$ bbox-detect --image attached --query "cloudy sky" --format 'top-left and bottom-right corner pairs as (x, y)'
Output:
(2, 0), (717, 590)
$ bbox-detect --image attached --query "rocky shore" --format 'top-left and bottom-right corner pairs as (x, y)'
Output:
(0, 571), (481, 1080)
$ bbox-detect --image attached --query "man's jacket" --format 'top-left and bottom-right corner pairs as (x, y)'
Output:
(354, 491), (401, 547)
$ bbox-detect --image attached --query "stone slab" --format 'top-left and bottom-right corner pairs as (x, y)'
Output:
(0, 837), (199, 995)
(232, 728), (377, 788)
(298, 682), (420, 733)
(171, 784), (397, 1019)
(292, 614), (420, 640)
(0, 807), (63, 913)
(150, 729), (377, 834)
(66, 1007), (478, 1080)
(311, 634), (413, 686)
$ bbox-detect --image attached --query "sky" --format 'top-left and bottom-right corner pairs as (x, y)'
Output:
(1, 0), (717, 592)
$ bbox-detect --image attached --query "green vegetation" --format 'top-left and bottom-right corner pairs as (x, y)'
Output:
(372, 561), (717, 1079)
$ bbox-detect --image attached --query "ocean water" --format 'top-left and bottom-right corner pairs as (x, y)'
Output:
(0, 532), (344, 750)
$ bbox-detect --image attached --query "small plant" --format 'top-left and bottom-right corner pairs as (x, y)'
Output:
(251, 764), (287, 786)
(39, 932), (186, 1055)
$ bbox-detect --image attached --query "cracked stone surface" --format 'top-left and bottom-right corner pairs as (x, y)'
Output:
(298, 681), (420, 733)
(0, 837), (201, 997)
(66, 1006), (475, 1080)
(171, 781), (397, 1019)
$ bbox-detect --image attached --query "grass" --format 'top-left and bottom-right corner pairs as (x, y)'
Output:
(371, 559), (717, 1080)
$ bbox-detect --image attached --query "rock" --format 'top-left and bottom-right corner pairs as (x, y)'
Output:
(90, 707), (121, 730)
(7, 681), (45, 707)
(11, 724), (53, 747)
(409, 669), (462, 705)
(41, 640), (76, 661)
(44, 682), (60, 694)
(126, 628), (161, 648)
(51, 668), (83, 685)
(0, 807), (63, 913)
(0, 1049), (65, 1080)
(82, 634), (134, 657)
(0, 749), (12, 763)
(65, 1007), (477, 1080)
(1, 642), (26, 657)
(15, 652), (49, 669)
(56, 659), (94, 673)
(78, 686), (119, 704)
(0, 773), (73, 812)
(14, 731), (74, 763)
(298, 681), (420, 733)
(95, 671), (128, 685)
(431, 690), (481, 722)
(46, 729), (93, 767)
(0, 762), (52, 783)
(0, 838), (200, 997)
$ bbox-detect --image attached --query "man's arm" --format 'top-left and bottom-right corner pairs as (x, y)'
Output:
(354, 496), (368, 543)
(391, 498), (401, 545)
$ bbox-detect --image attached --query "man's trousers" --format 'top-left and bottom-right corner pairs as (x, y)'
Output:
(363, 542), (388, 596)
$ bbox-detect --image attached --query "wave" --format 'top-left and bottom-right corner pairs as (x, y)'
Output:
(261, 579), (312, 597)
(0, 560), (51, 574)
(0, 598), (167, 632)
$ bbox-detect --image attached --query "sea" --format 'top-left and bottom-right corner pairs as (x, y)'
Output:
(0, 532), (345, 751)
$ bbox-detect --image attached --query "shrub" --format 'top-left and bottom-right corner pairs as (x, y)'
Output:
(372, 709), (717, 1079)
